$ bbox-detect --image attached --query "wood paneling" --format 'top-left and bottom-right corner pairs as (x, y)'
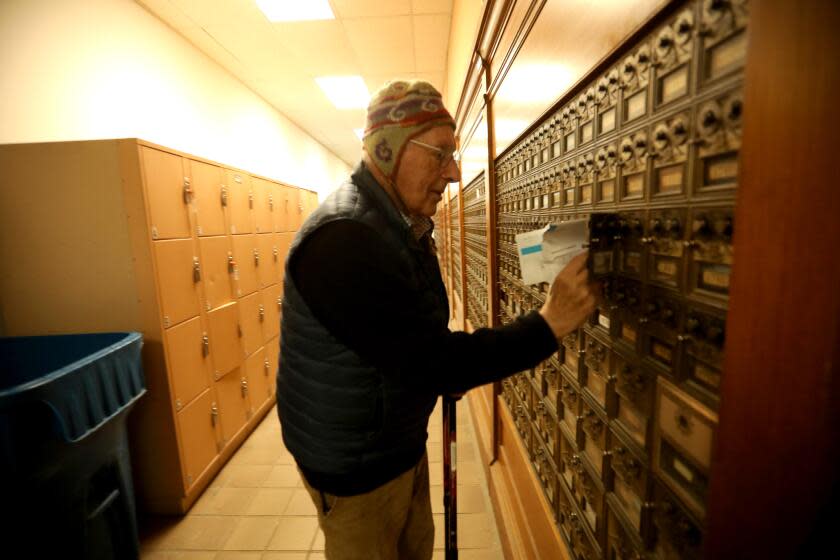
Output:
(704, 1), (840, 557)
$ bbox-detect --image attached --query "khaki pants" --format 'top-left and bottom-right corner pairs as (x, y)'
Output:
(301, 453), (434, 560)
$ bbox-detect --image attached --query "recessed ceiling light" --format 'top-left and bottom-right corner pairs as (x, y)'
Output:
(256, 0), (335, 22)
(315, 76), (370, 109)
(354, 128), (365, 141)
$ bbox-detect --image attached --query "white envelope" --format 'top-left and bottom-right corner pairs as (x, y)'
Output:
(515, 219), (588, 285)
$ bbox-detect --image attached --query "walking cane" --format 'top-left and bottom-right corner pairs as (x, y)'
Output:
(442, 394), (459, 560)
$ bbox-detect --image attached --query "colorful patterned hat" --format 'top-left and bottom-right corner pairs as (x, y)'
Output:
(363, 80), (456, 179)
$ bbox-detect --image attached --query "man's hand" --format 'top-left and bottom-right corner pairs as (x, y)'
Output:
(539, 252), (599, 340)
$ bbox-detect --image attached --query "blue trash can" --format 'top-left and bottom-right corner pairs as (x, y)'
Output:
(0, 332), (146, 560)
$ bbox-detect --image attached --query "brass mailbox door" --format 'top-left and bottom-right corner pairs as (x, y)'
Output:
(256, 233), (279, 289)
(189, 159), (226, 237)
(237, 291), (263, 359)
(230, 234), (258, 297)
(197, 235), (234, 311)
(287, 187), (303, 231)
(224, 169), (253, 234)
(251, 177), (274, 234)
(214, 367), (250, 446)
(261, 283), (282, 343)
(205, 301), (243, 379)
(153, 238), (201, 328)
(165, 315), (211, 411)
(176, 388), (219, 491)
(244, 347), (270, 411)
(141, 146), (191, 240)
(265, 336), (279, 397)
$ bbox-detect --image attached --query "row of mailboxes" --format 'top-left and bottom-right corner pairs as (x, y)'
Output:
(140, 145), (316, 241)
(495, 0), (747, 186)
(463, 174), (488, 329)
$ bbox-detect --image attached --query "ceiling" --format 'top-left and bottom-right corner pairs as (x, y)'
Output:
(137, 0), (455, 167)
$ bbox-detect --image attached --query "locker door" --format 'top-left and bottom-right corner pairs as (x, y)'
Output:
(215, 367), (250, 446)
(256, 233), (279, 288)
(197, 235), (234, 311)
(271, 183), (285, 233)
(190, 159), (226, 237)
(275, 184), (291, 232)
(238, 291), (263, 359)
(252, 177), (274, 234)
(225, 169), (253, 234)
(276, 232), (294, 286)
(206, 301), (243, 378)
(244, 347), (270, 412)
(177, 388), (219, 491)
(230, 234), (258, 297)
(261, 283), (282, 343)
(288, 188), (303, 231)
(153, 238), (201, 328)
(265, 336), (279, 398)
(303, 191), (318, 220)
(141, 146), (191, 240)
(165, 316), (211, 410)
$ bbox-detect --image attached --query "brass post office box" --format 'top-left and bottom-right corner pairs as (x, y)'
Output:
(606, 497), (647, 560)
(616, 211), (646, 279)
(645, 208), (687, 291)
(534, 396), (558, 460)
(587, 212), (617, 278)
(197, 235), (235, 312)
(544, 358), (561, 410)
(595, 143), (618, 203)
(654, 377), (718, 520)
(699, 0), (749, 86)
(230, 234), (259, 297)
(513, 398), (533, 452)
(501, 378), (515, 409)
(621, 43), (652, 125)
(562, 329), (584, 379)
(609, 426), (653, 540)
(577, 87), (597, 146)
(652, 482), (703, 560)
(681, 304), (726, 397)
(165, 315), (211, 412)
(557, 422), (578, 493)
(612, 277), (644, 351)
(188, 159), (226, 237)
(557, 475), (578, 545)
(614, 354), (655, 450)
(153, 238), (202, 329)
(583, 333), (614, 410)
(588, 285), (616, 342)
(618, 130), (648, 202)
(580, 393), (610, 478)
(560, 375), (581, 436)
(595, 68), (620, 135)
(650, 112), (691, 198)
(141, 146), (191, 241)
(205, 301), (243, 379)
(652, 8), (695, 109)
(687, 207), (734, 299)
(571, 514), (602, 560)
(693, 89), (743, 193)
(214, 366), (250, 446)
(533, 435), (559, 511)
(640, 286), (683, 376)
(224, 169), (253, 235)
(571, 453), (606, 542)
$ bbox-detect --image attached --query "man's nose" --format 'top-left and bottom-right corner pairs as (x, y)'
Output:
(443, 156), (461, 183)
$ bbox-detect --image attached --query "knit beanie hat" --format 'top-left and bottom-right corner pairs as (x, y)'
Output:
(363, 80), (456, 180)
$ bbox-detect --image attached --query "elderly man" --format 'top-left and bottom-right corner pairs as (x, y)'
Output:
(276, 80), (597, 559)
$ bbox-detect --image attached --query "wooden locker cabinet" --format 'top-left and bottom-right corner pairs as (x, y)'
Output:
(0, 138), (319, 514)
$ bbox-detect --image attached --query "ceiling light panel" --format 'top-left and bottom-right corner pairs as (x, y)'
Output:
(256, 0), (335, 22)
(315, 76), (370, 109)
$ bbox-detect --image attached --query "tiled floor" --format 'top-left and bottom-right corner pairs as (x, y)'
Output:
(140, 398), (505, 559)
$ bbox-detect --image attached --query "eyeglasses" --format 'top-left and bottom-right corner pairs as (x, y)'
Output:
(409, 139), (459, 169)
